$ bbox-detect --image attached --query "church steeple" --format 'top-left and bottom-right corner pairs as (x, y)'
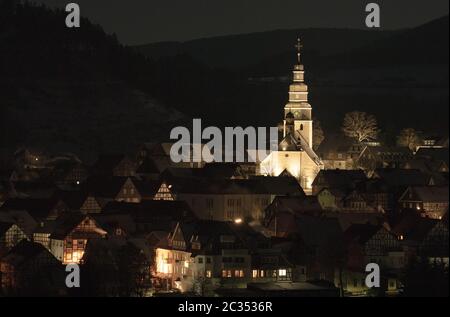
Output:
(282, 38), (313, 147)
(295, 37), (302, 64)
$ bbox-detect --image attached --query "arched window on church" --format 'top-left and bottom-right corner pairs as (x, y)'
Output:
(300, 124), (303, 130)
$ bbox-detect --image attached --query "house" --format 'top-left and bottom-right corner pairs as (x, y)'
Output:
(188, 220), (251, 293)
(391, 212), (449, 265)
(91, 154), (136, 177)
(263, 195), (321, 226)
(317, 187), (377, 213)
(81, 176), (143, 208)
(398, 186), (449, 219)
(0, 222), (29, 256)
(168, 176), (304, 222)
(356, 178), (393, 213)
(50, 161), (89, 186)
(134, 179), (169, 201)
(45, 214), (107, 263)
(344, 224), (403, 270)
(102, 200), (197, 235)
(403, 157), (449, 175)
(316, 134), (364, 170)
(0, 197), (69, 221)
(0, 240), (65, 295)
(150, 223), (192, 292)
(357, 146), (413, 172)
(0, 209), (37, 239)
(415, 147), (449, 166)
(266, 213), (345, 283)
(250, 249), (294, 283)
(341, 223), (404, 296)
(312, 169), (367, 195)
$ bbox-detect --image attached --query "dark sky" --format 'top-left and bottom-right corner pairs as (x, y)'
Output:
(38, 0), (449, 45)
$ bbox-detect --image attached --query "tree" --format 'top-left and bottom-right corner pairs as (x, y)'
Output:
(397, 128), (422, 151)
(313, 120), (325, 151)
(342, 111), (378, 142)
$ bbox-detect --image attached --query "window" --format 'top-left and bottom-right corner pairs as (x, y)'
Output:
(235, 270), (244, 278)
(198, 257), (203, 264)
(206, 257), (211, 264)
(222, 270), (232, 278)
(278, 269), (287, 277)
(300, 124), (304, 130)
(252, 270), (258, 278)
(206, 270), (212, 278)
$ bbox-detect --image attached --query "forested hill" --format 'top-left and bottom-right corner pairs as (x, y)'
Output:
(0, 1), (194, 160)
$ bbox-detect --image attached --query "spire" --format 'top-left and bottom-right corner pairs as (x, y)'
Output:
(295, 37), (302, 64)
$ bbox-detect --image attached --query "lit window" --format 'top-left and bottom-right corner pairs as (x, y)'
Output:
(252, 270), (258, 278)
(206, 270), (212, 278)
(278, 269), (287, 277)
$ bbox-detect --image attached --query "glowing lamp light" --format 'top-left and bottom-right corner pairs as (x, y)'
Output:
(76, 180), (80, 185)
(234, 218), (243, 224)
(399, 235), (404, 241)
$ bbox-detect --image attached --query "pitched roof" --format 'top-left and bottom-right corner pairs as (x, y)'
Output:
(0, 210), (37, 236)
(136, 157), (160, 174)
(133, 179), (162, 198)
(82, 176), (131, 198)
(373, 168), (431, 187)
(344, 223), (383, 245)
(312, 169), (367, 188)
(0, 197), (63, 220)
(294, 215), (344, 248)
(0, 240), (53, 267)
(316, 133), (359, 157)
(415, 147), (449, 165)
(391, 212), (439, 241)
(49, 213), (103, 240)
(169, 176), (304, 196)
(102, 200), (197, 232)
(403, 186), (449, 203)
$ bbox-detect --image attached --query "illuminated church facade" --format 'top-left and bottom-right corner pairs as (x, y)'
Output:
(260, 39), (322, 193)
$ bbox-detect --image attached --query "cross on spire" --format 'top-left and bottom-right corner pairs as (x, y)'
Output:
(295, 37), (302, 64)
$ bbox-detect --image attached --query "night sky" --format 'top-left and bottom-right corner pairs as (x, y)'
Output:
(37, 0), (449, 45)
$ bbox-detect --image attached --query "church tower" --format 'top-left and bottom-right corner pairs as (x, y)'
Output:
(283, 38), (313, 148)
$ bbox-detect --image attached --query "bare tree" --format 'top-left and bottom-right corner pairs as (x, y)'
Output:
(397, 128), (422, 151)
(342, 111), (378, 142)
(313, 120), (325, 151)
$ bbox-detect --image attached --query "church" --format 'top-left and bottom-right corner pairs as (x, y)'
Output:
(259, 39), (323, 194)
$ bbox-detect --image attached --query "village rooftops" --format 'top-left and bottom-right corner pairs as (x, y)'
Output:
(0, 240), (52, 267)
(312, 169), (367, 189)
(168, 176), (304, 196)
(373, 168), (433, 187)
(0, 197), (65, 220)
(400, 185), (449, 203)
(415, 147), (449, 165)
(48, 213), (106, 240)
(0, 210), (37, 236)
